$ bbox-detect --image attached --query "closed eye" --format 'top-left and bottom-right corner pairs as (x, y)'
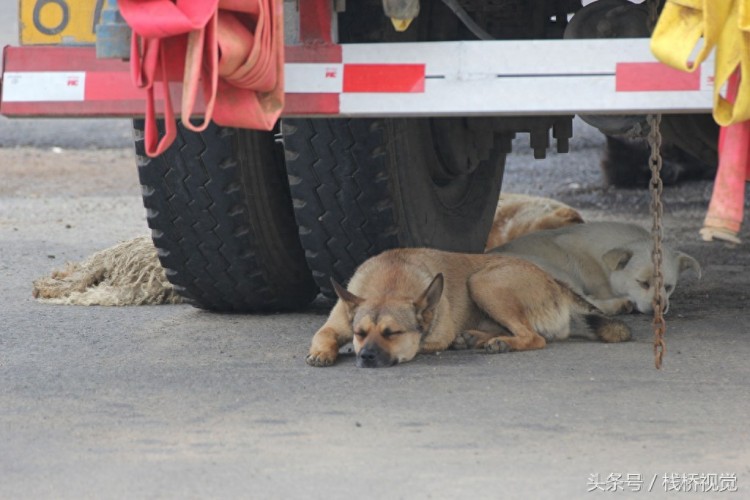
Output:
(355, 330), (367, 339)
(382, 329), (405, 339)
(637, 280), (650, 290)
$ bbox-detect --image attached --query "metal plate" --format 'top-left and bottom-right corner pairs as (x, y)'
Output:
(20, 0), (104, 46)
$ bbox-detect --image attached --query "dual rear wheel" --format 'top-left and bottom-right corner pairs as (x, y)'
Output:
(133, 1), (528, 310)
(134, 116), (507, 311)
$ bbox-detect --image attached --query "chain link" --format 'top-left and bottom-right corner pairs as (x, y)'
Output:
(647, 114), (666, 369)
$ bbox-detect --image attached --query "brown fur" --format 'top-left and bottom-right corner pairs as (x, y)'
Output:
(307, 248), (630, 368)
(485, 193), (584, 251)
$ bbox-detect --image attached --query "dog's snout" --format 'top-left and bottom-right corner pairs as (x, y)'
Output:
(356, 345), (393, 368)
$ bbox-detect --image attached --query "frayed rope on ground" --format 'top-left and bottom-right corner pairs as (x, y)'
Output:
(32, 236), (183, 306)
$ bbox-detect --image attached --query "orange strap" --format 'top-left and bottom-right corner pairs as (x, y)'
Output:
(120, 0), (284, 156)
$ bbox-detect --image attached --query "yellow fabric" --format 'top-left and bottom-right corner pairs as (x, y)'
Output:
(651, 0), (750, 125)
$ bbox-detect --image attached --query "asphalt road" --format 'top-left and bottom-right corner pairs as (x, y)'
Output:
(2, 2), (750, 497)
(2, 119), (750, 498)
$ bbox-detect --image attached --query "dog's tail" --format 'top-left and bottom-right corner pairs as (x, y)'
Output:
(558, 279), (632, 343)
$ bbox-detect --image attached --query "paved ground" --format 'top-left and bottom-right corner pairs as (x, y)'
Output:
(2, 116), (749, 499)
(2, 3), (749, 496)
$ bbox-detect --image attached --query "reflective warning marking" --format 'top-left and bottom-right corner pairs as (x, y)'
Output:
(2, 71), (86, 102)
(616, 62), (701, 92)
(343, 64), (425, 93)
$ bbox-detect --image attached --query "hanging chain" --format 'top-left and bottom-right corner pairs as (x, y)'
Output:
(646, 0), (666, 369)
(647, 114), (667, 369)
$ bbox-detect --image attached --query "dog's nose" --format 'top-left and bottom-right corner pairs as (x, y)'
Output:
(357, 345), (392, 368)
(359, 348), (377, 362)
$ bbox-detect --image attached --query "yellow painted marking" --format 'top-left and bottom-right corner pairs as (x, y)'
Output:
(20, 0), (102, 46)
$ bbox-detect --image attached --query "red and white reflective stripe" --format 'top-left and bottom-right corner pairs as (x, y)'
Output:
(1, 39), (713, 118)
(616, 62), (702, 92)
(284, 63), (425, 93)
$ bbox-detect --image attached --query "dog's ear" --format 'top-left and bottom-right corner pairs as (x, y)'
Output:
(553, 206), (585, 225)
(331, 278), (364, 311)
(603, 248), (633, 271)
(677, 252), (701, 279)
(414, 273), (444, 331)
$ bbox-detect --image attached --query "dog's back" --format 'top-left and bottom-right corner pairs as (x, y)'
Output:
(491, 221), (649, 293)
(491, 223), (616, 297)
(353, 248), (629, 342)
(485, 193), (584, 250)
(495, 221), (647, 253)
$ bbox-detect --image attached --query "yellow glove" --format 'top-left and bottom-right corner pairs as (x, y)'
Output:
(651, 0), (750, 126)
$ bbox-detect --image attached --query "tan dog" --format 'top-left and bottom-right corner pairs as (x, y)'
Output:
(485, 193), (584, 250)
(306, 248), (631, 368)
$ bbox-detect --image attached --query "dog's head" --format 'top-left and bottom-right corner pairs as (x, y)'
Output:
(331, 274), (444, 368)
(603, 245), (701, 314)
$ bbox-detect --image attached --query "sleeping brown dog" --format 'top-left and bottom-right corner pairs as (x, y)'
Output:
(306, 248), (631, 368)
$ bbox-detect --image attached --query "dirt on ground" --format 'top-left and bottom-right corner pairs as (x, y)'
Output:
(0, 147), (139, 198)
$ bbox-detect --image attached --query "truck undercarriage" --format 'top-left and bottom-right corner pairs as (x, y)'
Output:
(1, 0), (719, 310)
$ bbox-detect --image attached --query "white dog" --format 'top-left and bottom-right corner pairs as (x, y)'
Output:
(491, 221), (701, 314)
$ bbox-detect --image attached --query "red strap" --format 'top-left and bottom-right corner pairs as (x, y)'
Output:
(129, 35), (176, 157)
(211, 0), (284, 130)
(120, 0), (285, 156)
(119, 0), (218, 38)
(181, 14), (218, 133)
(219, 2), (276, 91)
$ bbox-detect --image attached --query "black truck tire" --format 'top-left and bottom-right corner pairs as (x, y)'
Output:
(282, 118), (507, 298)
(134, 120), (318, 312)
(280, 0), (508, 298)
(600, 115), (718, 188)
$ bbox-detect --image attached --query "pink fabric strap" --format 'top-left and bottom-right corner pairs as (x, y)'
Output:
(119, 0), (284, 156)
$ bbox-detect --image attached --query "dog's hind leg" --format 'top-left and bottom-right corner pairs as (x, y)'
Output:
(460, 329), (514, 353)
(464, 315), (547, 353)
(466, 263), (560, 352)
(467, 286), (547, 353)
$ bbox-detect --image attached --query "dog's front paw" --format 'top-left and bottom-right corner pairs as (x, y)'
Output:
(306, 349), (338, 367)
(462, 331), (512, 353)
(484, 338), (511, 354)
(594, 297), (635, 315)
(618, 300), (635, 315)
(461, 330), (498, 350)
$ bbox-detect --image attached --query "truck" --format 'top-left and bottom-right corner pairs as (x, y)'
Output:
(1, 0), (718, 312)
